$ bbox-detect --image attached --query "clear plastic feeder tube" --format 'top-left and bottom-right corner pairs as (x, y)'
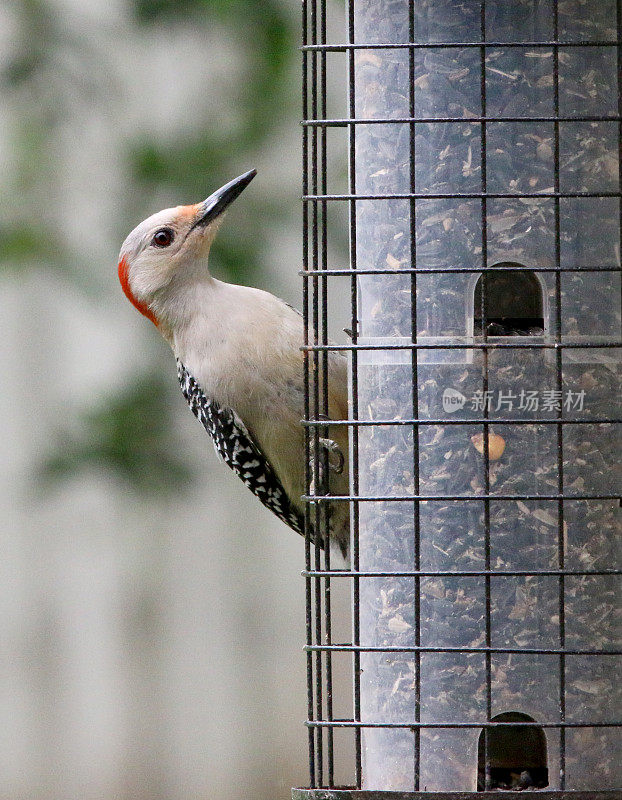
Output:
(351, 0), (621, 792)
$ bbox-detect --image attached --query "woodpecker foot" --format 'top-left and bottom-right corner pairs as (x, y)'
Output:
(309, 438), (345, 497)
(318, 437), (344, 474)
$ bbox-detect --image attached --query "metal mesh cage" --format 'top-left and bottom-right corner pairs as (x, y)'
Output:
(300, 0), (621, 796)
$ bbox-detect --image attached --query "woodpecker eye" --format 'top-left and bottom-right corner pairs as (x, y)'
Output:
(152, 228), (174, 248)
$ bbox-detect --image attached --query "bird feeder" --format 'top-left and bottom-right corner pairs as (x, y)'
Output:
(298, 0), (620, 798)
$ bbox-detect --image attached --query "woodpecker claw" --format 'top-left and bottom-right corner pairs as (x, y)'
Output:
(318, 437), (344, 474)
(309, 438), (345, 498)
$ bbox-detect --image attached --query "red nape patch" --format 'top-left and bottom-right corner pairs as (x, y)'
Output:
(118, 255), (158, 327)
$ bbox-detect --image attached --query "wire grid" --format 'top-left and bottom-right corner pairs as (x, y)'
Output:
(302, 0), (622, 792)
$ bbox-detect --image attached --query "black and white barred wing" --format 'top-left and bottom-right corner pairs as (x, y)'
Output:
(177, 360), (306, 536)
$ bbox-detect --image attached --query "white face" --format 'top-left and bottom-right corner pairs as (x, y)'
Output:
(118, 170), (256, 327)
(118, 203), (220, 319)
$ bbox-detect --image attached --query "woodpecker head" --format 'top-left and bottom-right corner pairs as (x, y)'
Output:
(118, 169), (256, 327)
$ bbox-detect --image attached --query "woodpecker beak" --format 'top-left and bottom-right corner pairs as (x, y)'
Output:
(192, 169), (257, 230)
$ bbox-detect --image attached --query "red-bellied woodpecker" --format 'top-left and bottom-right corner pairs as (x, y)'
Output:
(118, 170), (350, 560)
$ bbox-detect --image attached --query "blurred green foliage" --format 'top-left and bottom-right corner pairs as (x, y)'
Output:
(40, 376), (193, 495)
(0, 223), (63, 267)
(129, 0), (297, 285)
(2, 0), (62, 88)
(1, 1), (106, 280)
(133, 0), (293, 130)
